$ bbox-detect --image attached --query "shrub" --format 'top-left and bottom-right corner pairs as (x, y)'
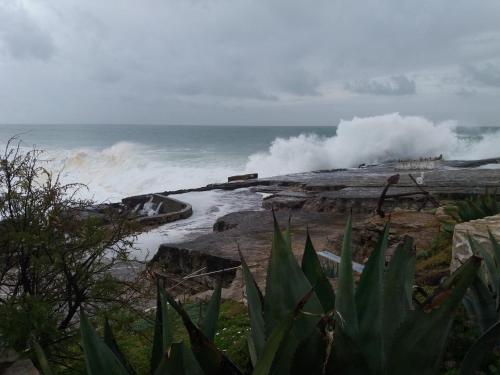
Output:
(0, 138), (135, 360)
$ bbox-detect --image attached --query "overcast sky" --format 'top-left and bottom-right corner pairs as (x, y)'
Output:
(1, 0), (500, 126)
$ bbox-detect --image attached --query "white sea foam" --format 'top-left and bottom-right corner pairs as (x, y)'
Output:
(130, 189), (263, 259)
(21, 113), (498, 203)
(245, 113), (500, 177)
(2, 115), (498, 259)
(44, 142), (242, 202)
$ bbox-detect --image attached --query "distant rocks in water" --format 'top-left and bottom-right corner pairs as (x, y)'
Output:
(227, 173), (258, 182)
(396, 155), (443, 170)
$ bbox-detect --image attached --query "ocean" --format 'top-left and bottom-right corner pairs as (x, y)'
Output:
(1, 114), (499, 257)
(0, 123), (336, 201)
(1, 115), (499, 202)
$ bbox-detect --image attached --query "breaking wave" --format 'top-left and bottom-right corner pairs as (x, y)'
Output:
(46, 142), (242, 202)
(245, 113), (500, 177)
(7, 113), (498, 202)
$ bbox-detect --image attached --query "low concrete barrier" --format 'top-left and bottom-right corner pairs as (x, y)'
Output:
(122, 193), (193, 226)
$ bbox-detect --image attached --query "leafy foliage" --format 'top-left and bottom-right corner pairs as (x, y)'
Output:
(443, 190), (500, 233)
(0, 138), (135, 359)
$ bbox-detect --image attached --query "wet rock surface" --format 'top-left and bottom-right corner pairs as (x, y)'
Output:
(150, 160), (500, 299)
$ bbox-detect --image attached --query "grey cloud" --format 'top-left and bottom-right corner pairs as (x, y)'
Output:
(345, 75), (416, 96)
(91, 66), (122, 84)
(1, 0), (500, 124)
(0, 4), (55, 60)
(465, 61), (500, 87)
(455, 87), (478, 97)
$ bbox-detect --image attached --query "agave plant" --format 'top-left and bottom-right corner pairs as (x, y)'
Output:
(443, 190), (499, 233)
(34, 215), (492, 375)
(460, 232), (500, 375)
(240, 215), (482, 375)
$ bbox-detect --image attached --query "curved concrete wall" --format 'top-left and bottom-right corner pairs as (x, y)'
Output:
(122, 193), (192, 226)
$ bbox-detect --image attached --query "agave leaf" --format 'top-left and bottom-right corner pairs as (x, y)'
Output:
(154, 342), (186, 375)
(301, 229), (335, 312)
(201, 281), (222, 342)
(335, 215), (358, 338)
(181, 346), (204, 375)
(488, 229), (500, 271)
(154, 343), (204, 375)
(464, 276), (497, 334)
(469, 236), (499, 293)
(263, 215), (324, 374)
(239, 248), (266, 362)
(32, 340), (54, 375)
(283, 215), (292, 249)
(290, 327), (327, 375)
(264, 215), (322, 334)
(151, 284), (173, 373)
(459, 320), (500, 375)
(388, 256), (481, 375)
(328, 328), (371, 375)
(252, 312), (295, 375)
(355, 223), (389, 374)
(160, 288), (173, 350)
(457, 201), (473, 222)
(470, 199), (486, 219)
(247, 336), (258, 368)
(487, 229), (500, 309)
(253, 289), (314, 375)
(441, 222), (455, 234)
(80, 311), (129, 375)
(382, 237), (415, 352)
(162, 290), (242, 375)
(104, 318), (136, 374)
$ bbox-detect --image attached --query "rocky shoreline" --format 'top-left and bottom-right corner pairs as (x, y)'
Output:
(145, 157), (500, 299)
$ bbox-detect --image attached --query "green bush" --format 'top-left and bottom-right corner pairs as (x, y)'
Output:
(0, 139), (135, 359)
(443, 190), (500, 233)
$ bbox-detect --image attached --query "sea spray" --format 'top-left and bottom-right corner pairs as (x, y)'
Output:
(245, 113), (500, 177)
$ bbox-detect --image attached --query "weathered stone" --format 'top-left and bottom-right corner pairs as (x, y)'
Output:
(262, 196), (307, 210)
(146, 158), (500, 300)
(451, 214), (500, 272)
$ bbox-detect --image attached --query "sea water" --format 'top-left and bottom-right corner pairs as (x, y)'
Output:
(1, 113), (499, 258)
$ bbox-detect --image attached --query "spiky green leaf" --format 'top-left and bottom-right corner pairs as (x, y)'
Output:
(32, 340), (54, 375)
(388, 256), (481, 375)
(155, 343), (203, 375)
(301, 230), (335, 312)
(201, 281), (222, 341)
(459, 320), (500, 375)
(335, 214), (358, 338)
(263, 215), (324, 374)
(382, 237), (415, 353)
(463, 276), (497, 334)
(151, 284), (173, 373)
(240, 249), (266, 362)
(80, 311), (129, 375)
(355, 223), (389, 374)
(104, 319), (136, 374)
(253, 289), (314, 375)
(162, 290), (242, 375)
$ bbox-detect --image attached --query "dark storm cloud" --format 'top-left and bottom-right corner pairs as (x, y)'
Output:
(346, 75), (416, 96)
(0, 0), (500, 124)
